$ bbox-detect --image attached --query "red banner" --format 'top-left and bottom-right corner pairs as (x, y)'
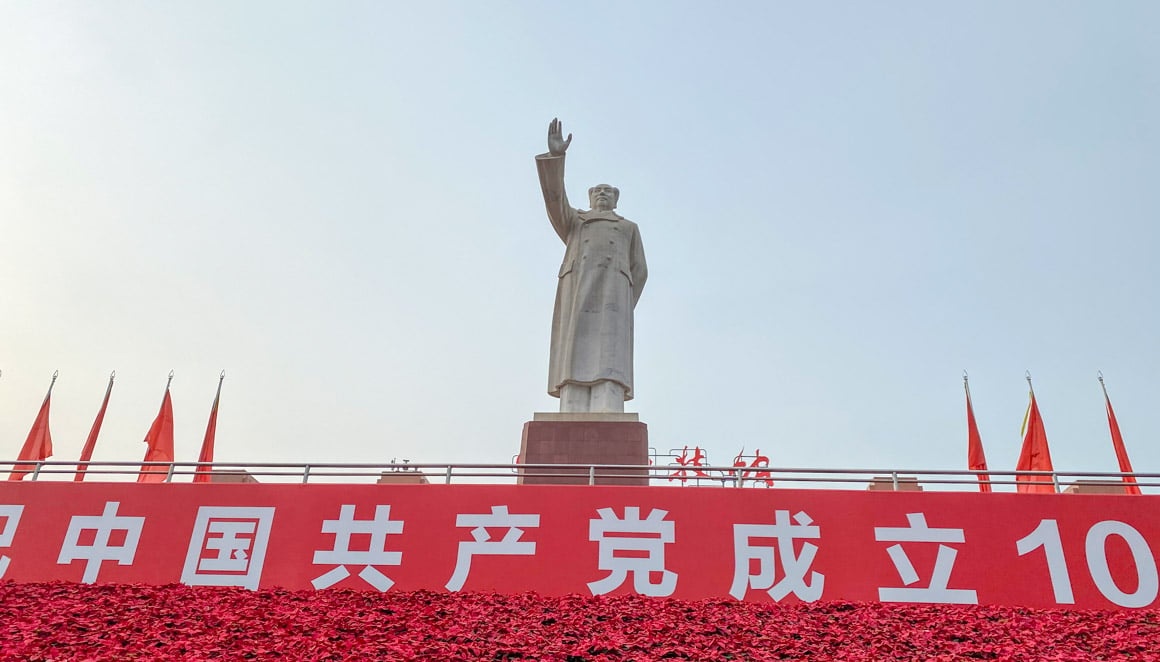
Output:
(0, 483), (1156, 609)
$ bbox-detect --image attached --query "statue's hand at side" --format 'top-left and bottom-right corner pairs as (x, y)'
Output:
(548, 118), (572, 156)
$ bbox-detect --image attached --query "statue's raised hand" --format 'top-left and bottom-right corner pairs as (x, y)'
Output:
(547, 118), (572, 156)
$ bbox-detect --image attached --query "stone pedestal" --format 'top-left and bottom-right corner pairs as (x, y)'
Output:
(866, 476), (923, 491)
(1064, 480), (1128, 494)
(209, 470), (260, 484)
(518, 413), (649, 486)
(377, 471), (430, 485)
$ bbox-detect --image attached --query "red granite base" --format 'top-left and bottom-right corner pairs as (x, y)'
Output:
(518, 420), (649, 486)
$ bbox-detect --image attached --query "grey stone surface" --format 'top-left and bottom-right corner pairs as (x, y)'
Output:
(536, 119), (647, 413)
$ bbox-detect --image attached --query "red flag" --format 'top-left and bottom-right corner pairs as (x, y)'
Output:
(1100, 376), (1141, 495)
(964, 376), (991, 493)
(193, 373), (224, 484)
(74, 372), (115, 482)
(139, 384), (175, 483)
(1016, 386), (1056, 494)
(10, 373), (57, 481)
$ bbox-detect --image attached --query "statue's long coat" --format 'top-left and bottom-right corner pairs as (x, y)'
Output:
(536, 152), (648, 400)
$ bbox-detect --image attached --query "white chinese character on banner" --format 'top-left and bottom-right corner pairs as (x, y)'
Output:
(588, 506), (677, 597)
(312, 504), (404, 591)
(0, 505), (25, 579)
(57, 501), (145, 583)
(445, 505), (540, 592)
(730, 510), (824, 601)
(874, 512), (978, 604)
(181, 506), (275, 590)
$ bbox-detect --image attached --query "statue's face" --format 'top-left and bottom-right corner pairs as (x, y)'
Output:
(588, 184), (619, 211)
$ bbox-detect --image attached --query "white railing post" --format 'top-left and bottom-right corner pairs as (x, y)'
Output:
(891, 471), (899, 491)
(302, 465), (312, 484)
(589, 465), (596, 486)
(445, 466), (453, 484)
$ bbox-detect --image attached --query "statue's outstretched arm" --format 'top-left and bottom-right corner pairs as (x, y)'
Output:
(537, 118), (578, 242)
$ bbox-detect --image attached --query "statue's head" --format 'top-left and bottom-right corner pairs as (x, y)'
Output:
(588, 184), (619, 211)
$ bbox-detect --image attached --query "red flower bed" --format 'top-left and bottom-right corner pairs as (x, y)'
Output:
(0, 583), (1157, 661)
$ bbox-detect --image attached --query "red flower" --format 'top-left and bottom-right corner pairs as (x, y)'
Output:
(0, 583), (1156, 660)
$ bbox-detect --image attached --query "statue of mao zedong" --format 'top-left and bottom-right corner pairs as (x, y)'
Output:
(536, 119), (647, 413)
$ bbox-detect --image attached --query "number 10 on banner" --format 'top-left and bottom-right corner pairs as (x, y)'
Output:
(1018, 519), (1159, 608)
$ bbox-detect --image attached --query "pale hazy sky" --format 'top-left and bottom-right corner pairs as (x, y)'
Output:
(1, 2), (1157, 484)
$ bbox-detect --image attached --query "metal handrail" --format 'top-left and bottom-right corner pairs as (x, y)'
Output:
(1, 459), (1156, 492)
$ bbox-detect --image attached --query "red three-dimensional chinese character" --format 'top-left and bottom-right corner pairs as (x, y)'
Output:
(733, 449), (774, 488)
(668, 446), (710, 483)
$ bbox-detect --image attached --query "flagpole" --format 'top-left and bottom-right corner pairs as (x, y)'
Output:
(209, 370), (225, 420)
(1021, 371), (1036, 434)
(1024, 371), (1036, 449)
(1097, 371), (1142, 495)
(1097, 370), (1114, 475)
(1017, 371), (1057, 493)
(10, 371), (59, 481)
(139, 371), (176, 483)
(75, 371), (115, 482)
(963, 371), (994, 492)
(194, 370), (226, 484)
(43, 370), (59, 405)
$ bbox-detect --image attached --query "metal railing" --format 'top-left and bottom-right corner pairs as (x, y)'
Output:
(0, 460), (1156, 492)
